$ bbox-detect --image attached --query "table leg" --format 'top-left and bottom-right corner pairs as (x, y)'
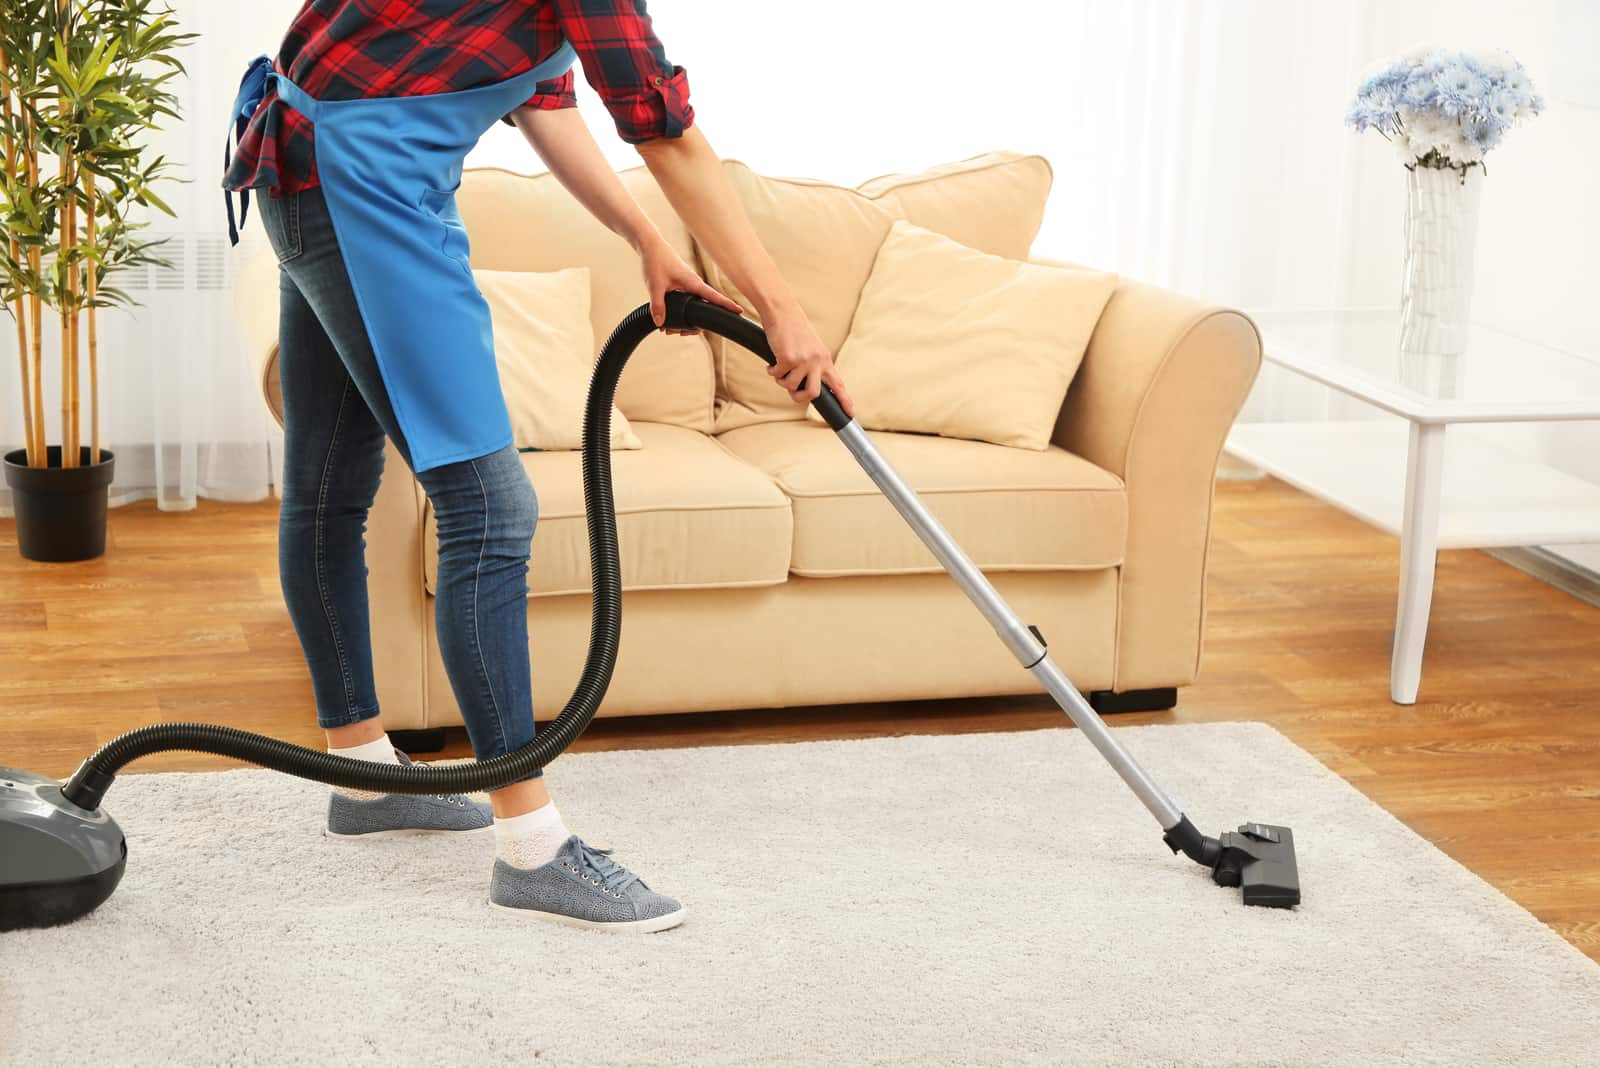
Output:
(1392, 421), (1445, 704)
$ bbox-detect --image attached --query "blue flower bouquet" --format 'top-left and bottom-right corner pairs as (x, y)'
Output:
(1346, 46), (1543, 176)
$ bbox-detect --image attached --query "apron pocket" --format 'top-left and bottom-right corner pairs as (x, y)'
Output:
(420, 185), (473, 272)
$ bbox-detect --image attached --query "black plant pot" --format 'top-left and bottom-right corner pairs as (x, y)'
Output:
(3, 446), (116, 562)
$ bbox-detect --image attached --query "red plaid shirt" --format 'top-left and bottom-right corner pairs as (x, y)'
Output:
(222, 0), (693, 197)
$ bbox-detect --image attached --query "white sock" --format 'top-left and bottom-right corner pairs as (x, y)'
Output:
(328, 735), (401, 800)
(494, 802), (571, 869)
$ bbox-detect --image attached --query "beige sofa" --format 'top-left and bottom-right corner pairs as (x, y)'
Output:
(236, 151), (1261, 732)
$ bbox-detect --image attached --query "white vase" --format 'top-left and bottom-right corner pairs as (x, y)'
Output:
(1398, 164), (1482, 377)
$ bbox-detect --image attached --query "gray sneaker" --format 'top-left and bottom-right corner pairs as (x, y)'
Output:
(324, 750), (494, 838)
(489, 835), (686, 932)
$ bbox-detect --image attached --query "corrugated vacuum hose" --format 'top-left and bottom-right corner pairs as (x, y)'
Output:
(1, 293), (1297, 933)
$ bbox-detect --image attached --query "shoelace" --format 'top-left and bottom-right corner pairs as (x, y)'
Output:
(571, 840), (642, 896)
(393, 750), (468, 805)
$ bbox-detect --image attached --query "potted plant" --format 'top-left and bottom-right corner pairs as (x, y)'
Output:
(1, 0), (194, 561)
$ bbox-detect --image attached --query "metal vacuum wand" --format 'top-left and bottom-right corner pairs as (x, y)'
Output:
(664, 293), (1302, 909)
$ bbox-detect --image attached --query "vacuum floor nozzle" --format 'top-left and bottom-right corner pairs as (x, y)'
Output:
(1211, 822), (1301, 908)
(1163, 815), (1300, 908)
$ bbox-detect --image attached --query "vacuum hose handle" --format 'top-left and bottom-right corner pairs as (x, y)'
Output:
(663, 291), (852, 431)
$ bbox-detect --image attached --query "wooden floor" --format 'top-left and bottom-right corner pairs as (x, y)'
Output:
(3, 477), (1597, 960)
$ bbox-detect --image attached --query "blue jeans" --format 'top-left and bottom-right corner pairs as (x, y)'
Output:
(257, 184), (541, 781)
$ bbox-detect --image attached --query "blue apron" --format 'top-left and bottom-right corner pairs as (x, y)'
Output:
(224, 44), (577, 473)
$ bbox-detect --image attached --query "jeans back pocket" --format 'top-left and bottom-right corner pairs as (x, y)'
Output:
(261, 190), (303, 263)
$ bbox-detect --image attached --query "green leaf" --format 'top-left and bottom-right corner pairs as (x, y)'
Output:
(133, 183), (172, 216)
(46, 56), (79, 96)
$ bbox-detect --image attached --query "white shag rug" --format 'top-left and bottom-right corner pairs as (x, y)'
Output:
(3, 722), (1597, 1066)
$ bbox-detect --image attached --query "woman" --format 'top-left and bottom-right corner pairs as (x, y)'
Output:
(222, 0), (853, 933)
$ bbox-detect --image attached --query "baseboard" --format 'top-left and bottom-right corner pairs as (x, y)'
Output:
(1485, 547), (1600, 608)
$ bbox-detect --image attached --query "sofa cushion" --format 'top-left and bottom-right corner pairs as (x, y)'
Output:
(475, 267), (641, 452)
(717, 422), (1125, 577)
(697, 159), (897, 433)
(815, 220), (1118, 451)
(457, 167), (715, 432)
(857, 151), (1053, 260)
(423, 423), (792, 598)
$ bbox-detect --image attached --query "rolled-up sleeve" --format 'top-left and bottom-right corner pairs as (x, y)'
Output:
(500, 69), (578, 126)
(553, 0), (695, 143)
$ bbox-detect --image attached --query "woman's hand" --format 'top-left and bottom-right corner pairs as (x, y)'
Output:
(763, 303), (855, 417)
(639, 234), (743, 335)
(635, 236), (853, 416)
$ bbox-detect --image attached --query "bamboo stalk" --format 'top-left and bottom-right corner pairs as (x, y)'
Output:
(1, 49), (36, 467)
(26, 109), (45, 467)
(84, 170), (98, 466)
(9, 271), (29, 464)
(16, 52), (45, 466)
(29, 265), (43, 463)
(64, 172), (78, 467)
(58, 302), (71, 464)
(57, 0), (76, 468)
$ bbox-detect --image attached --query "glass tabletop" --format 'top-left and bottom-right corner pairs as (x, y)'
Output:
(1249, 308), (1600, 421)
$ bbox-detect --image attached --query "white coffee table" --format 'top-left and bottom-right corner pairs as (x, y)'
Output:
(1225, 308), (1600, 704)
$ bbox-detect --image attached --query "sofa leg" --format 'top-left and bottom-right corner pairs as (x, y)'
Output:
(1088, 688), (1177, 714)
(389, 728), (449, 755)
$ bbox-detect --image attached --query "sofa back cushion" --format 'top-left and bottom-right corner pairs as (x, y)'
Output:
(857, 151), (1053, 260)
(457, 167), (715, 432)
(476, 267), (641, 452)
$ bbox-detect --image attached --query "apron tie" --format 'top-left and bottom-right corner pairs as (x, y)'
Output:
(224, 54), (276, 247)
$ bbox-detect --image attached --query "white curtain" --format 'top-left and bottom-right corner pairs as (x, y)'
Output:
(0, 1), (301, 515)
(7, 0), (1593, 573)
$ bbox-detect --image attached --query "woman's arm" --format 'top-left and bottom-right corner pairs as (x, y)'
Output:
(635, 126), (852, 414)
(509, 107), (740, 337)
(633, 126), (851, 413)
(512, 107), (853, 415)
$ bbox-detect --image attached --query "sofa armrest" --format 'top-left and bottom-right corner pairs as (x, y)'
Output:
(234, 235), (285, 428)
(1042, 259), (1262, 689)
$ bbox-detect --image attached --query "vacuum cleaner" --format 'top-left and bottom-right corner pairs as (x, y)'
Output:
(0, 294), (1301, 931)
